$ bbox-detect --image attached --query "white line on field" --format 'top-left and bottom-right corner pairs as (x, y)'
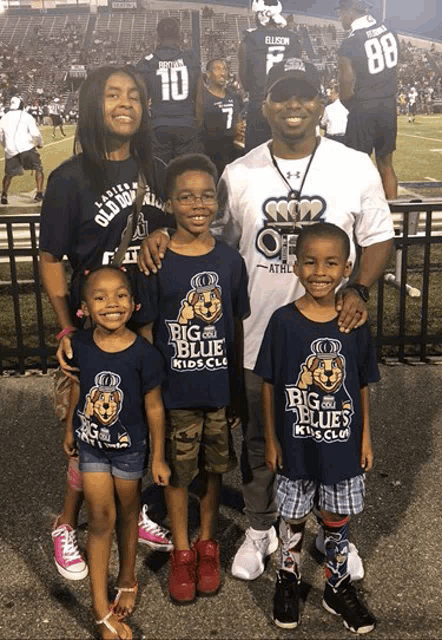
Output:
(398, 133), (442, 142)
(0, 135), (75, 162)
(424, 177), (438, 181)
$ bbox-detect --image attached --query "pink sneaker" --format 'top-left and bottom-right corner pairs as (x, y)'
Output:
(138, 504), (173, 551)
(51, 517), (88, 580)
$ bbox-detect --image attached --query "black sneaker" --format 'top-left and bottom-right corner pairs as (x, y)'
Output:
(323, 574), (376, 634)
(1, 194), (7, 204)
(34, 192), (44, 202)
(273, 569), (300, 629)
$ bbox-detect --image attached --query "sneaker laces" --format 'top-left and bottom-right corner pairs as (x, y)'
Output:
(336, 578), (370, 618)
(52, 526), (83, 564)
(139, 504), (171, 540)
(243, 528), (271, 555)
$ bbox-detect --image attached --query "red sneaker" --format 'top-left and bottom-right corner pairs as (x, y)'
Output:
(194, 539), (220, 596)
(169, 549), (197, 604)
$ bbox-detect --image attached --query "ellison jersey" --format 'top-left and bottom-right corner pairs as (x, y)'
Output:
(136, 240), (250, 410)
(213, 137), (394, 370)
(136, 46), (201, 128)
(254, 304), (380, 485)
(338, 15), (399, 102)
(71, 331), (164, 452)
(241, 27), (302, 101)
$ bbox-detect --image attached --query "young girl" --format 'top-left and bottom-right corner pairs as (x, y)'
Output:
(40, 66), (173, 583)
(65, 265), (170, 640)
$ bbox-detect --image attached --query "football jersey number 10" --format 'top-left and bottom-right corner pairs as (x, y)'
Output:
(156, 66), (189, 101)
(364, 33), (398, 75)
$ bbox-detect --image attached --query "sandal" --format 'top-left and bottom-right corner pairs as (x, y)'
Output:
(96, 609), (132, 640)
(112, 582), (138, 618)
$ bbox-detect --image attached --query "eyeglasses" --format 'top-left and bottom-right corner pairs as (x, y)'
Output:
(171, 193), (217, 206)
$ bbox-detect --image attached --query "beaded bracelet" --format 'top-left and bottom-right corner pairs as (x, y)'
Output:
(56, 326), (77, 341)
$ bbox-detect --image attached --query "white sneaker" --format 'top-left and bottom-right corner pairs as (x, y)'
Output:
(232, 526), (279, 580)
(315, 527), (364, 581)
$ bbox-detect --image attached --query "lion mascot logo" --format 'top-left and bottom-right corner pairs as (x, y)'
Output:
(177, 272), (223, 326)
(78, 371), (131, 449)
(296, 338), (346, 394)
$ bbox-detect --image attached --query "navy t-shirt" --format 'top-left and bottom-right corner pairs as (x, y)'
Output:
(241, 27), (302, 101)
(136, 46), (201, 128)
(72, 331), (164, 453)
(338, 20), (399, 101)
(39, 154), (174, 320)
(136, 240), (250, 409)
(254, 304), (380, 485)
(203, 86), (243, 142)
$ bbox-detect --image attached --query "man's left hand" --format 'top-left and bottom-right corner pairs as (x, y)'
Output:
(336, 288), (368, 333)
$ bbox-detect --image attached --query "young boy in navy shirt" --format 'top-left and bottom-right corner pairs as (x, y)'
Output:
(254, 223), (379, 634)
(138, 153), (249, 604)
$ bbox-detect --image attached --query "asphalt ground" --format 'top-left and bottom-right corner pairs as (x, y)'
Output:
(1, 366), (441, 640)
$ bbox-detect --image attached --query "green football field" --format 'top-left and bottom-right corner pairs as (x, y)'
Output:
(0, 115), (441, 197)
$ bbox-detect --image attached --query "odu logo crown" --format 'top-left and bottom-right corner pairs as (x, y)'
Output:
(256, 195), (326, 260)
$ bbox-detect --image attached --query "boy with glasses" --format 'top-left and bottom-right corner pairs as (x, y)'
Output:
(137, 153), (249, 604)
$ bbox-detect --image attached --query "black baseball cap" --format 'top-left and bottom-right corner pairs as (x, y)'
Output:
(264, 58), (322, 100)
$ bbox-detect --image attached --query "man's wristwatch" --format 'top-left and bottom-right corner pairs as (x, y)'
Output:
(345, 284), (370, 302)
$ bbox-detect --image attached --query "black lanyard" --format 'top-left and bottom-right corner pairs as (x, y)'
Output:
(269, 137), (320, 202)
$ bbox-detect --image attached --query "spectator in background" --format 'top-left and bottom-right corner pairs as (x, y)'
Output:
(0, 96), (44, 203)
(203, 58), (244, 176)
(320, 83), (349, 142)
(136, 17), (204, 164)
(49, 97), (67, 138)
(337, 0), (399, 199)
(238, 0), (302, 152)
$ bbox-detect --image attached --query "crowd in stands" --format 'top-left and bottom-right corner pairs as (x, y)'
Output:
(0, 8), (440, 118)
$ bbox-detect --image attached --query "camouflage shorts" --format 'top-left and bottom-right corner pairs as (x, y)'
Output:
(166, 407), (237, 487)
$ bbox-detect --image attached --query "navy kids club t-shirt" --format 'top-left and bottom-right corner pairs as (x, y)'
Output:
(72, 331), (164, 453)
(254, 304), (380, 485)
(137, 240), (250, 409)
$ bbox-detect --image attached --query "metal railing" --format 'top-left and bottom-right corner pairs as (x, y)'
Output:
(1, 203), (442, 372)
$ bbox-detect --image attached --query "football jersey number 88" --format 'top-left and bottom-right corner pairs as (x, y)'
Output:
(156, 67), (189, 101)
(364, 33), (398, 75)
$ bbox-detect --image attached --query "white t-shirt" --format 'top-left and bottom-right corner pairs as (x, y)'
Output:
(0, 110), (43, 158)
(214, 137), (394, 370)
(321, 99), (349, 136)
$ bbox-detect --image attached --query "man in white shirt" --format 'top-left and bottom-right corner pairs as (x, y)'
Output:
(138, 58), (394, 583)
(214, 57), (394, 581)
(320, 84), (349, 141)
(0, 97), (44, 204)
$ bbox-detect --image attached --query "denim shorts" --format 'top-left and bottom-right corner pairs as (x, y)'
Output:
(78, 441), (147, 480)
(276, 474), (365, 519)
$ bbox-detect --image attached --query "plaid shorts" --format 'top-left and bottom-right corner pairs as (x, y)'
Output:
(166, 407), (237, 488)
(276, 474), (365, 520)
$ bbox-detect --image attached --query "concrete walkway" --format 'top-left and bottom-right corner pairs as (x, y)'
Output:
(0, 366), (441, 639)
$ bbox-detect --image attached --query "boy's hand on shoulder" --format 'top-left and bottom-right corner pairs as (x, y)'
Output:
(360, 433), (374, 472)
(336, 288), (367, 333)
(265, 436), (283, 473)
(152, 459), (171, 486)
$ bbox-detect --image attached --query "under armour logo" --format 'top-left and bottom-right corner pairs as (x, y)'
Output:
(286, 171), (302, 180)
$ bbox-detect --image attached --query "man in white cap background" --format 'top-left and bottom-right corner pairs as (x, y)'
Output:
(337, 0), (399, 199)
(48, 96), (66, 138)
(0, 96), (44, 204)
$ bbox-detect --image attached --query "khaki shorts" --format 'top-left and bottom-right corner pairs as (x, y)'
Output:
(166, 407), (237, 487)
